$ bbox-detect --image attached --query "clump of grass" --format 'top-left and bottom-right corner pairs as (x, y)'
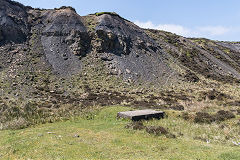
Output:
(186, 50), (191, 58)
(0, 100), (86, 130)
(1, 117), (29, 130)
(223, 49), (231, 54)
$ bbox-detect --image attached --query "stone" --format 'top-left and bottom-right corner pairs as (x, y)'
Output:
(126, 69), (131, 74)
(117, 109), (165, 121)
(37, 133), (43, 137)
(74, 134), (80, 138)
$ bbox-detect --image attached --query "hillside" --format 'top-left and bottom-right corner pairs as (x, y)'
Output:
(1, 0), (240, 159)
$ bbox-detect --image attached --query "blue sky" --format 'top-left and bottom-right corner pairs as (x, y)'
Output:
(16, 0), (240, 41)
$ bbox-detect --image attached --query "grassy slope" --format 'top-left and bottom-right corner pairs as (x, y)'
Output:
(0, 106), (239, 160)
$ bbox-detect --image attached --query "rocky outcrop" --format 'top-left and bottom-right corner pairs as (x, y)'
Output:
(27, 8), (91, 75)
(40, 8), (90, 57)
(95, 14), (160, 55)
(0, 0), (29, 45)
(65, 30), (90, 56)
(95, 29), (132, 55)
(0, 29), (3, 41)
(93, 14), (173, 83)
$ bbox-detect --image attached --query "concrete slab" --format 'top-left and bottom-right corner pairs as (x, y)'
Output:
(117, 109), (165, 121)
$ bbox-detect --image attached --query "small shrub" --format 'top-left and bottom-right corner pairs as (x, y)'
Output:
(125, 121), (145, 130)
(193, 136), (208, 142)
(184, 70), (199, 82)
(194, 112), (215, 124)
(194, 110), (235, 124)
(215, 110), (235, 122)
(125, 122), (176, 138)
(166, 133), (176, 138)
(182, 112), (189, 120)
(200, 89), (231, 101)
(146, 126), (168, 135)
(58, 6), (76, 12)
(170, 104), (184, 111)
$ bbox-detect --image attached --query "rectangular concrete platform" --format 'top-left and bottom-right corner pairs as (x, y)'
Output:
(117, 109), (165, 121)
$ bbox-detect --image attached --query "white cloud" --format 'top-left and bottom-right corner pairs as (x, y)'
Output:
(134, 20), (231, 39)
(155, 24), (191, 36)
(197, 26), (230, 36)
(134, 21), (191, 36)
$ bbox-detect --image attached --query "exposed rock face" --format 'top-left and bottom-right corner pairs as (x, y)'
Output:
(28, 8), (90, 75)
(41, 8), (90, 56)
(95, 29), (132, 55)
(94, 14), (173, 82)
(0, 0), (29, 45)
(95, 14), (159, 55)
(0, 29), (3, 41)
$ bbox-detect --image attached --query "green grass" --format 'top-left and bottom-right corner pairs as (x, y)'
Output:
(223, 49), (231, 54)
(95, 12), (118, 16)
(0, 106), (239, 160)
